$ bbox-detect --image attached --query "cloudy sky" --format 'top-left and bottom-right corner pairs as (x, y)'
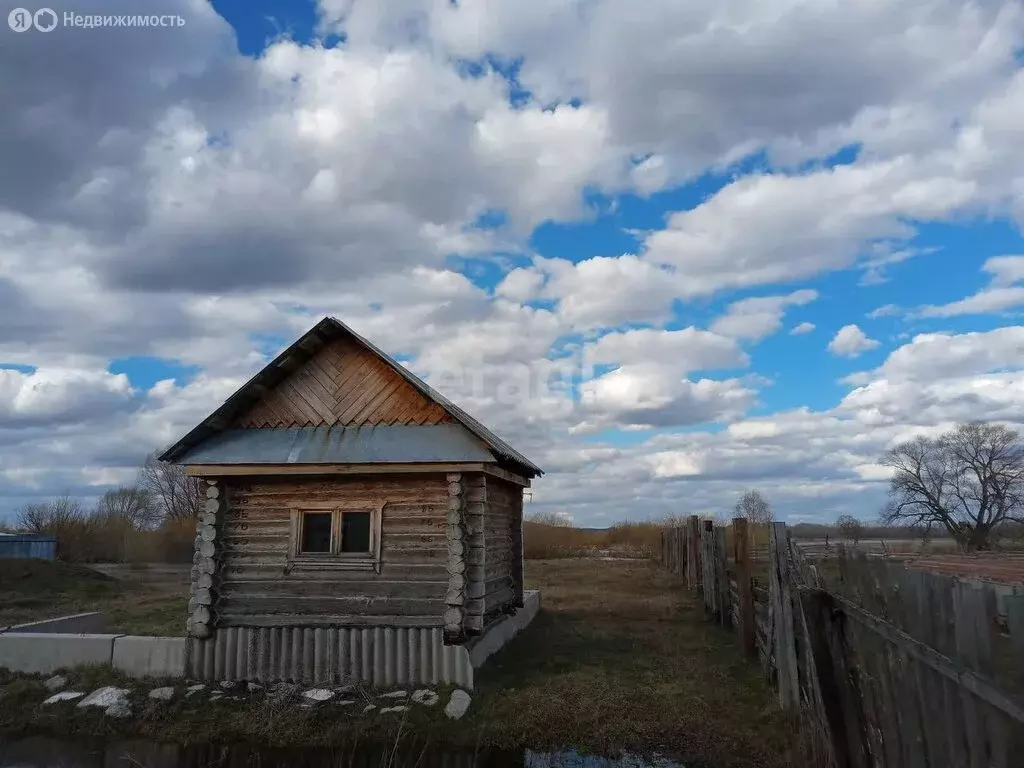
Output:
(2, 0), (1023, 526)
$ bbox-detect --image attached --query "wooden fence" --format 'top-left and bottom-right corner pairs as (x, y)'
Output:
(660, 518), (1024, 768)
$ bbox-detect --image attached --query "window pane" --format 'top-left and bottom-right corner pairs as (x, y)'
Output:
(301, 512), (332, 553)
(341, 511), (371, 553)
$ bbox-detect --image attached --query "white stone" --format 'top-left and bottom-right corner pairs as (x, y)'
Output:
(148, 687), (175, 701)
(43, 691), (84, 705)
(77, 687), (130, 710)
(247, 682), (263, 693)
(219, 681), (236, 690)
(379, 690), (408, 699)
(105, 700), (132, 719)
(444, 689), (471, 720)
(302, 688), (334, 703)
(379, 705), (408, 714)
(43, 675), (67, 693)
(336, 700), (356, 706)
(411, 689), (439, 706)
(185, 684), (205, 697)
(362, 704), (376, 713)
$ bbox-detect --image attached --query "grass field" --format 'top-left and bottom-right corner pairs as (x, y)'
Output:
(0, 559), (186, 635)
(0, 558), (795, 767)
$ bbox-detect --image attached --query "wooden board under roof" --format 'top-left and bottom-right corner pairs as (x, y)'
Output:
(233, 338), (451, 429)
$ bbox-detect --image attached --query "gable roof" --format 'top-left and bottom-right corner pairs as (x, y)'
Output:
(159, 317), (542, 478)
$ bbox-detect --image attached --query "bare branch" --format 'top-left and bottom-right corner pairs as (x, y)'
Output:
(138, 452), (202, 522)
(879, 422), (1024, 551)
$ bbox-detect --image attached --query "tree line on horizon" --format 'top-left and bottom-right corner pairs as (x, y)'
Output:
(8, 421), (1022, 561)
(527, 422), (1024, 553)
(5, 454), (202, 563)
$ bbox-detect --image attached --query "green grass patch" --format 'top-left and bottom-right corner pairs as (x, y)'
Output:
(0, 560), (795, 767)
(0, 559), (184, 635)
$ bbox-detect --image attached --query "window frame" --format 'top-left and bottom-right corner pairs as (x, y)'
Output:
(288, 501), (384, 572)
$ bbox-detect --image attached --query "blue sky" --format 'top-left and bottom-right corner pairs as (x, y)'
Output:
(2, 0), (1023, 525)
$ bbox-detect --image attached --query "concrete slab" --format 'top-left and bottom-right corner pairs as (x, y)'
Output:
(2, 612), (105, 635)
(0, 633), (117, 674)
(111, 636), (187, 678)
(467, 590), (541, 669)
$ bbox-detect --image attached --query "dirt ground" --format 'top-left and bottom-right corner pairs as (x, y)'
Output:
(0, 558), (796, 767)
(0, 560), (186, 635)
(904, 553), (1024, 585)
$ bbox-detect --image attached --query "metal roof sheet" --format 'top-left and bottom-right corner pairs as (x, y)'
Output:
(160, 317), (542, 477)
(175, 425), (496, 465)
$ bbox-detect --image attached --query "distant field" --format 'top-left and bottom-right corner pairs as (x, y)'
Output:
(0, 559), (185, 635)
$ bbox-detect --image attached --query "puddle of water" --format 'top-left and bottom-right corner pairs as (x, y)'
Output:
(0, 737), (687, 768)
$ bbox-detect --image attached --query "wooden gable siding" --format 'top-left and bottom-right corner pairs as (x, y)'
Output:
(215, 475), (450, 628)
(233, 338), (451, 428)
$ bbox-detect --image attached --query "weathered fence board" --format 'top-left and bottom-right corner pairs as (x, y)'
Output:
(658, 516), (1024, 768)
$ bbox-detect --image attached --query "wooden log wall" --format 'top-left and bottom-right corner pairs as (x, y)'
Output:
(479, 476), (519, 622)
(443, 473), (467, 643)
(214, 475), (451, 628)
(187, 479), (223, 639)
(510, 482), (525, 608)
(463, 474), (486, 634)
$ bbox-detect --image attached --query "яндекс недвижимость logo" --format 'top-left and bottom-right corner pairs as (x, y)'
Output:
(8, 8), (57, 32)
(8, 8), (184, 32)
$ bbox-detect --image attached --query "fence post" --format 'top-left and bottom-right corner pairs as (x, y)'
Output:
(686, 515), (700, 590)
(702, 519), (714, 611)
(769, 521), (800, 710)
(733, 517), (755, 655)
(715, 525), (731, 629)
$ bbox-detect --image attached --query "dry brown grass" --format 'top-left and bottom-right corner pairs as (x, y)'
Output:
(475, 559), (798, 766)
(0, 559), (186, 635)
(523, 519), (668, 559)
(0, 559), (796, 767)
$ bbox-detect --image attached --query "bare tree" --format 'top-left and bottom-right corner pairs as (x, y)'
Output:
(879, 422), (1024, 551)
(95, 486), (159, 530)
(734, 488), (773, 557)
(836, 514), (863, 546)
(525, 511), (574, 527)
(15, 494), (85, 532)
(139, 452), (202, 522)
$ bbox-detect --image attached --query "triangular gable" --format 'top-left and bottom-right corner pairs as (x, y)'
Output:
(159, 317), (543, 477)
(234, 337), (451, 428)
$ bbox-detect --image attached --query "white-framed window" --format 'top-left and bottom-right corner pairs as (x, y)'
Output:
(288, 502), (383, 571)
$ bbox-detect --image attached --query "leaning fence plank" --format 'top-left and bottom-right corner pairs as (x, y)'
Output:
(686, 515), (700, 590)
(715, 527), (731, 629)
(849, 617), (885, 767)
(871, 632), (904, 768)
(733, 517), (756, 656)
(953, 582), (989, 768)
(1007, 595), (1024, 660)
(769, 522), (799, 710)
(702, 520), (714, 612)
(912, 652), (945, 768)
(797, 588), (869, 768)
(895, 644), (927, 768)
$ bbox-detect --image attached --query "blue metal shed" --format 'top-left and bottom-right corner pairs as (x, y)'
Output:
(0, 533), (57, 560)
